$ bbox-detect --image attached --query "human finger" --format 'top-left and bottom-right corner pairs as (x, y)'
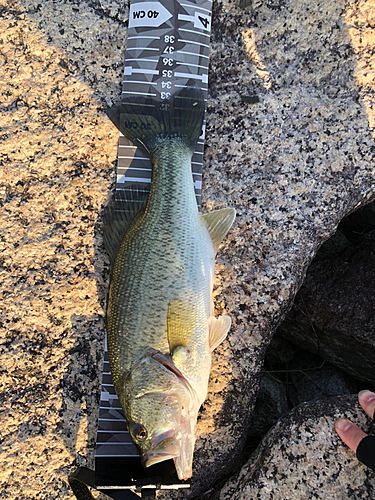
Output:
(335, 418), (367, 453)
(358, 390), (375, 420)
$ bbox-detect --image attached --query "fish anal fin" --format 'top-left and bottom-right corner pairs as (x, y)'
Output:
(200, 208), (236, 255)
(208, 315), (231, 351)
(103, 186), (149, 268)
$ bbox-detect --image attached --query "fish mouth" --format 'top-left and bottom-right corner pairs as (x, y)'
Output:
(142, 432), (180, 468)
(149, 352), (198, 480)
(135, 351), (198, 479)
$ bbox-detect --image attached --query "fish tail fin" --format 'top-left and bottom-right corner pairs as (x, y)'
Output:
(106, 86), (205, 158)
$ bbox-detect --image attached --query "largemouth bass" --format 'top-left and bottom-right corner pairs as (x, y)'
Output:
(104, 87), (235, 480)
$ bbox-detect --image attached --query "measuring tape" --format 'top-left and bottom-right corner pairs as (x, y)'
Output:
(116, 0), (212, 208)
(95, 0), (213, 489)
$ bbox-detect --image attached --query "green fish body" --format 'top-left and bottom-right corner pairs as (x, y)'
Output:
(105, 88), (235, 480)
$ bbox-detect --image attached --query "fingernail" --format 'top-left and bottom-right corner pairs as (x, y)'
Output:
(358, 390), (375, 403)
(335, 418), (352, 432)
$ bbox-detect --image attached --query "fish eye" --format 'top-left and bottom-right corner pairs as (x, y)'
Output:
(136, 427), (147, 441)
(130, 422), (148, 441)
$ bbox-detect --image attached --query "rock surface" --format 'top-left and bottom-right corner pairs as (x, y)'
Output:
(247, 371), (289, 438)
(1, 0), (375, 499)
(278, 227), (375, 385)
(339, 200), (375, 240)
(0, 1), (123, 498)
(219, 395), (375, 500)
(286, 352), (356, 407)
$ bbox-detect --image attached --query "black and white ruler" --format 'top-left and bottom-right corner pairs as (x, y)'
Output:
(95, 0), (212, 491)
(116, 0), (212, 207)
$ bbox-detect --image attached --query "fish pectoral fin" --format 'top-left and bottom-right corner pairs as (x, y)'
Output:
(200, 208), (236, 255)
(103, 187), (149, 267)
(208, 315), (231, 351)
(167, 299), (195, 352)
(171, 345), (189, 366)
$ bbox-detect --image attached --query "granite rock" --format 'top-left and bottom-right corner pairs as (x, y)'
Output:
(339, 200), (375, 240)
(0, 1), (122, 498)
(278, 227), (375, 385)
(247, 371), (289, 438)
(181, 0), (375, 494)
(265, 333), (298, 368)
(218, 396), (375, 500)
(286, 352), (356, 407)
(1, 0), (375, 498)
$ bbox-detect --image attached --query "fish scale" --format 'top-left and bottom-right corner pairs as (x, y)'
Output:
(107, 138), (214, 394)
(104, 86), (235, 479)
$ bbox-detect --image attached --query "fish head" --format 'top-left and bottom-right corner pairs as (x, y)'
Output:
(123, 350), (199, 480)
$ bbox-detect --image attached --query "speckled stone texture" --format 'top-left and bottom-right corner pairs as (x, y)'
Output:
(247, 371), (288, 438)
(278, 228), (375, 385)
(0, 1), (125, 498)
(1, 0), (375, 498)
(218, 396), (375, 500)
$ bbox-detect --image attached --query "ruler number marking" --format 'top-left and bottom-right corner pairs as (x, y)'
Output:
(129, 2), (172, 28)
(160, 102), (171, 111)
(198, 15), (209, 29)
(160, 33), (176, 92)
(178, 12), (211, 31)
(132, 9), (159, 19)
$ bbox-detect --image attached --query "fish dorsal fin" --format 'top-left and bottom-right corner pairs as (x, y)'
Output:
(167, 299), (195, 353)
(200, 208), (236, 255)
(106, 86), (205, 159)
(208, 315), (231, 351)
(102, 186), (149, 268)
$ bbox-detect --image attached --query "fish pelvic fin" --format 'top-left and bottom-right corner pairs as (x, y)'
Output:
(200, 208), (236, 255)
(103, 186), (149, 268)
(208, 315), (231, 351)
(106, 86), (205, 158)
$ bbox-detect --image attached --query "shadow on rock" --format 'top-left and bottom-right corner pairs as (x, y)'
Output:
(278, 202), (375, 385)
(55, 313), (106, 469)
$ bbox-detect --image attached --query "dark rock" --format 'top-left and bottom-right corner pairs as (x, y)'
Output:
(265, 333), (298, 367)
(278, 228), (375, 385)
(248, 371), (289, 438)
(286, 352), (356, 407)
